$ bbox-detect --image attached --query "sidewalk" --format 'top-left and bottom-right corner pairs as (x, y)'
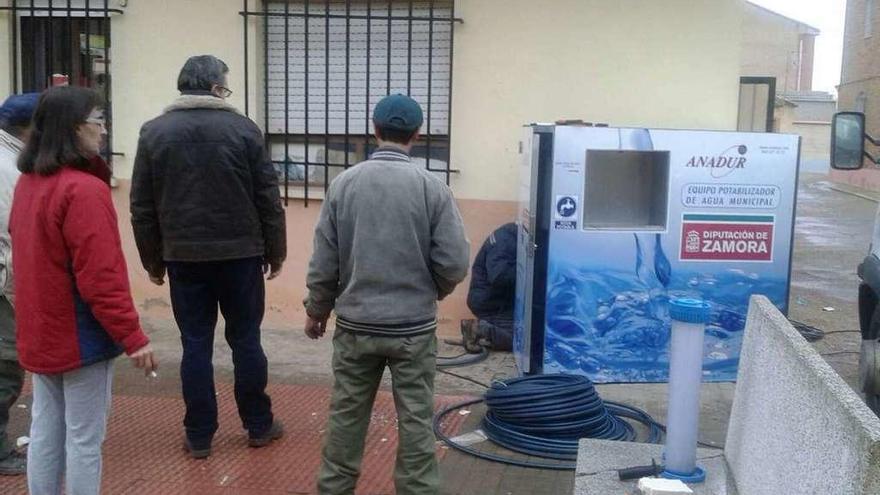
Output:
(0, 374), (473, 494)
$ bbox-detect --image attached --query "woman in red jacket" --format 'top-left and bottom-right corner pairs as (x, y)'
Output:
(10, 86), (157, 495)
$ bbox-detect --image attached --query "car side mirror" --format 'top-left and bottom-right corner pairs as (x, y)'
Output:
(831, 112), (867, 170)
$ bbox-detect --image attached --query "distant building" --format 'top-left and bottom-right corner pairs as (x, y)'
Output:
(741, 1), (835, 173)
(832, 0), (880, 189)
(741, 1), (819, 93)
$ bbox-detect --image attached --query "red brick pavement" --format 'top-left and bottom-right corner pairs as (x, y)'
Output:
(0, 382), (471, 495)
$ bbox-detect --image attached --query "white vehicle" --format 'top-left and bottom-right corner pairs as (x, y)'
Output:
(830, 112), (880, 414)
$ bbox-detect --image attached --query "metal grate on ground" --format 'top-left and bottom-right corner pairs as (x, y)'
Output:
(0, 381), (472, 495)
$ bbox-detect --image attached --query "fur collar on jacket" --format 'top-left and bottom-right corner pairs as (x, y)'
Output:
(163, 95), (243, 115)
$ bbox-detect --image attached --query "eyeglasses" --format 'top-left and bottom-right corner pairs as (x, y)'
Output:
(85, 117), (107, 127)
(215, 86), (233, 98)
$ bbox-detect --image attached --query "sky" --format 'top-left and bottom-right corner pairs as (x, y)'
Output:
(748, 0), (847, 95)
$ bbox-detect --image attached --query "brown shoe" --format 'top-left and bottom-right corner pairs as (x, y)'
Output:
(249, 420), (284, 448)
(460, 319), (483, 354)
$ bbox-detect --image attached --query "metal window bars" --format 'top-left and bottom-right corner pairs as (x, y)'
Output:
(239, 0), (460, 206)
(2, 0), (120, 169)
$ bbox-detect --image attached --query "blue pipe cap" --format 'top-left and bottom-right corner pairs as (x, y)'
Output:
(662, 466), (706, 484)
(669, 298), (711, 324)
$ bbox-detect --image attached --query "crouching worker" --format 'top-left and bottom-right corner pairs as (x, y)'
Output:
(461, 222), (517, 352)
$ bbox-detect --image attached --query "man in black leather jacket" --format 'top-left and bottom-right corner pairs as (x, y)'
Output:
(131, 55), (286, 458)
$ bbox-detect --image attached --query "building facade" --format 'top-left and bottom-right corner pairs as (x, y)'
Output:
(0, 0), (746, 329)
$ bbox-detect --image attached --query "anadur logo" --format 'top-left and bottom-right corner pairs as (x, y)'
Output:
(685, 144), (748, 179)
(556, 196), (577, 218)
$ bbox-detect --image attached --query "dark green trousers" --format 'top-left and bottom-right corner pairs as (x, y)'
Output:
(0, 298), (23, 460)
(318, 329), (438, 495)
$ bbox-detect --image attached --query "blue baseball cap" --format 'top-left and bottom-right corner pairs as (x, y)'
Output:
(372, 94), (423, 132)
(0, 93), (40, 126)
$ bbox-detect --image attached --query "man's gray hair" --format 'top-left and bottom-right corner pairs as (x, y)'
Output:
(177, 55), (229, 92)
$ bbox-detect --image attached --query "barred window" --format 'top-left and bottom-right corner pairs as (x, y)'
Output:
(4, 0), (119, 166)
(242, 1), (458, 204)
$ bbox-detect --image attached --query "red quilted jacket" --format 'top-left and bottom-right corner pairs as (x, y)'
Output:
(10, 163), (148, 374)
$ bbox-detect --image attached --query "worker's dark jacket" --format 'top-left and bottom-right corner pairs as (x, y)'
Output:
(467, 223), (517, 318)
(130, 94), (286, 276)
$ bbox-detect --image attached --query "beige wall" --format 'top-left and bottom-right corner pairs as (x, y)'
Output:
(792, 122), (830, 161)
(775, 103), (832, 168)
(109, 0), (260, 179)
(448, 0), (743, 200)
(0, 8), (12, 97)
(1, 0), (744, 201)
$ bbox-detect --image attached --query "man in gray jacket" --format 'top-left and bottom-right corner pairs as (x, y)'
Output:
(0, 93), (38, 476)
(304, 94), (470, 495)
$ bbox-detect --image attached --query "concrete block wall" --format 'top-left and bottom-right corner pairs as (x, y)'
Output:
(725, 296), (880, 494)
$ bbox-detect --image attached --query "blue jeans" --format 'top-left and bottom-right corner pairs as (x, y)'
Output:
(167, 257), (273, 446)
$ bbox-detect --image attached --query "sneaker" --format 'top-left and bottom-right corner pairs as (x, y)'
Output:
(460, 319), (483, 354)
(183, 438), (212, 459)
(0, 451), (26, 476)
(248, 420), (284, 448)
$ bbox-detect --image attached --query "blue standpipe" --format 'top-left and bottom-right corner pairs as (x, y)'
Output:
(661, 297), (711, 484)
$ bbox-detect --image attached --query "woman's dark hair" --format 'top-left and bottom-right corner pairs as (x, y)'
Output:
(17, 86), (104, 176)
(177, 55), (229, 92)
(375, 125), (418, 145)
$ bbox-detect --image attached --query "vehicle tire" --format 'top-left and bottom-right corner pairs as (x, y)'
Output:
(860, 304), (880, 416)
(867, 393), (880, 416)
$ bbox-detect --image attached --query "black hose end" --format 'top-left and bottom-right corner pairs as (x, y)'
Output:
(617, 459), (663, 481)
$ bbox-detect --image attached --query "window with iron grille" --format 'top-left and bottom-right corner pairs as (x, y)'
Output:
(241, 0), (457, 205)
(3, 1), (119, 166)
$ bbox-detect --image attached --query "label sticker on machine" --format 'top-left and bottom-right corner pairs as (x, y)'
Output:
(679, 214), (774, 262)
(681, 183), (781, 209)
(555, 195), (578, 220)
(554, 220), (577, 230)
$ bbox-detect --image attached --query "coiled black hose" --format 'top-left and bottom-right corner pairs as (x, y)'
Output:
(433, 373), (664, 469)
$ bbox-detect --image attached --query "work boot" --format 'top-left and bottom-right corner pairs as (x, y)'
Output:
(460, 319), (483, 354)
(249, 420), (284, 448)
(0, 451), (26, 475)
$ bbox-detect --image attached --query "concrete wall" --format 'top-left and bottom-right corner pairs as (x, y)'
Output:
(725, 296), (880, 495)
(774, 102), (831, 173)
(793, 121), (831, 173)
(0, 0), (744, 202)
(791, 98), (835, 122)
(740, 1), (818, 93)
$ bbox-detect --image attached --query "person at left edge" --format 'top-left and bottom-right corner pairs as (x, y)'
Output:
(0, 92), (38, 477)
